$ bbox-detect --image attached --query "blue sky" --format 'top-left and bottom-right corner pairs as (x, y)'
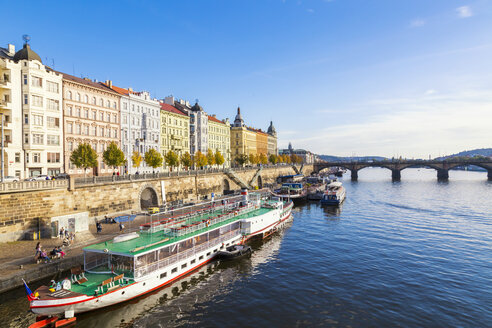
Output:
(2, 0), (492, 158)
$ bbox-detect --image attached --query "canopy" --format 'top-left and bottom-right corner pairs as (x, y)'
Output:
(113, 215), (137, 223)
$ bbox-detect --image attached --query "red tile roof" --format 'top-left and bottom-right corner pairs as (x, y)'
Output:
(208, 115), (225, 124)
(59, 71), (119, 95)
(160, 103), (188, 117)
(110, 85), (130, 96)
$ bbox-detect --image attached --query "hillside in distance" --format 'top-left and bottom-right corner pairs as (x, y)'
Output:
(434, 148), (492, 160)
(318, 155), (387, 162)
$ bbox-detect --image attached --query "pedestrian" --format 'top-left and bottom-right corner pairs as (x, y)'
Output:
(65, 229), (69, 238)
(119, 222), (124, 232)
(96, 222), (102, 234)
(117, 171), (120, 176)
(59, 227), (64, 239)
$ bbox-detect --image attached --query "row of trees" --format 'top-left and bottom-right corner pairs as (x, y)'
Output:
(70, 142), (227, 175)
(234, 153), (303, 166)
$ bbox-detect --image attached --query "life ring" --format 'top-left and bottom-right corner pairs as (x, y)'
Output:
(206, 219), (211, 226)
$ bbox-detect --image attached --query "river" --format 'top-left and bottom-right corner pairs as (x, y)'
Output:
(1, 168), (491, 327)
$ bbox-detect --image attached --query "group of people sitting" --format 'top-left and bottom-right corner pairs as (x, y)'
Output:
(59, 227), (75, 246)
(34, 242), (66, 264)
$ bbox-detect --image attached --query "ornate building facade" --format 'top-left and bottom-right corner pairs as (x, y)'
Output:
(160, 102), (189, 168)
(208, 115), (231, 167)
(62, 74), (121, 176)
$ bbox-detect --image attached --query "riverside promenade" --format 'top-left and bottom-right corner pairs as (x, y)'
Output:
(0, 211), (147, 294)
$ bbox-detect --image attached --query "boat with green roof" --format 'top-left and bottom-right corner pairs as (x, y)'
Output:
(27, 190), (293, 317)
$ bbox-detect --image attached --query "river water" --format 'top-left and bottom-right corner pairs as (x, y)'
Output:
(1, 168), (491, 327)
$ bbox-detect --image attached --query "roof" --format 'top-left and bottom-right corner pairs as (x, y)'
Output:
(59, 72), (120, 95)
(208, 115), (226, 124)
(13, 44), (42, 63)
(0, 47), (13, 60)
(160, 103), (188, 117)
(110, 85), (130, 96)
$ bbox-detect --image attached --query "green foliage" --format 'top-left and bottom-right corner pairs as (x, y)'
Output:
(269, 154), (278, 164)
(206, 149), (215, 166)
(103, 142), (125, 169)
(195, 151), (208, 168)
(70, 143), (98, 173)
(165, 150), (180, 168)
(235, 154), (249, 166)
(214, 150), (225, 166)
(259, 153), (268, 165)
(144, 148), (163, 170)
(180, 152), (193, 169)
(249, 153), (257, 165)
(131, 151), (143, 168)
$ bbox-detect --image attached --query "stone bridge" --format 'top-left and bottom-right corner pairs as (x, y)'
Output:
(313, 160), (492, 181)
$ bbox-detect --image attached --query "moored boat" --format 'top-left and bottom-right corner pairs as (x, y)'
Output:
(320, 181), (346, 205)
(216, 244), (252, 260)
(271, 182), (307, 202)
(25, 191), (293, 317)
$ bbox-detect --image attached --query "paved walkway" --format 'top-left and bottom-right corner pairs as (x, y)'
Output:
(0, 213), (150, 285)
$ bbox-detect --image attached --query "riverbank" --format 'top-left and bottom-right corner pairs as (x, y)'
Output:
(0, 212), (148, 294)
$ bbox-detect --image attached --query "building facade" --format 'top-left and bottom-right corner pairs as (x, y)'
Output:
(279, 143), (315, 164)
(62, 74), (121, 176)
(0, 43), (24, 179)
(230, 107), (258, 165)
(255, 129), (268, 155)
(267, 121), (277, 156)
(160, 102), (190, 168)
(12, 42), (64, 177)
(208, 115), (231, 167)
(108, 83), (160, 174)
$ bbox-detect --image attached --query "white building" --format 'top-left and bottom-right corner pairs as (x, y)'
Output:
(0, 44), (24, 179)
(3, 41), (64, 177)
(109, 83), (161, 174)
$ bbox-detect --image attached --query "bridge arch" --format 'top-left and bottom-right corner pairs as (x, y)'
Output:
(139, 184), (159, 210)
(223, 178), (231, 193)
(257, 175), (263, 189)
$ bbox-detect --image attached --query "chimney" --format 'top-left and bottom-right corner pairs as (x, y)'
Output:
(185, 100), (190, 107)
(164, 95), (174, 105)
(7, 44), (15, 55)
(105, 80), (113, 88)
(212, 114), (216, 118)
(237, 107), (241, 114)
(179, 99), (185, 105)
(128, 87), (133, 92)
(83, 77), (91, 81)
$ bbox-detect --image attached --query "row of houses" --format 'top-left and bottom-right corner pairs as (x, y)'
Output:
(0, 40), (278, 178)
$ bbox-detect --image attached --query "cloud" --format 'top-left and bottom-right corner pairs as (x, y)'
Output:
(410, 19), (425, 27)
(424, 89), (437, 95)
(456, 6), (473, 18)
(306, 8), (314, 13)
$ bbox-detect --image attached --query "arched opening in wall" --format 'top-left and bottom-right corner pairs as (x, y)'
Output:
(257, 175), (263, 189)
(140, 187), (158, 210)
(223, 179), (232, 195)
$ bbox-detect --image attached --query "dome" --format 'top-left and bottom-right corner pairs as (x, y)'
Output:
(13, 43), (42, 63)
(234, 107), (244, 127)
(267, 121), (276, 135)
(191, 102), (203, 112)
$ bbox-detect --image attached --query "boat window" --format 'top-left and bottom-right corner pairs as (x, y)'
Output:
(158, 246), (171, 260)
(181, 263), (187, 269)
(84, 251), (110, 271)
(191, 259), (196, 264)
(199, 255), (204, 260)
(171, 267), (177, 273)
(160, 272), (167, 279)
(209, 228), (220, 241)
(207, 252), (211, 256)
(110, 254), (134, 275)
(194, 233), (208, 246)
(179, 238), (194, 252)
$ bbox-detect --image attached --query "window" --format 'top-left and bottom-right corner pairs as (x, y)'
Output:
(67, 123), (73, 133)
(23, 75), (28, 85)
(92, 110), (96, 120)
(68, 141), (73, 151)
(84, 95), (88, 103)
(32, 95), (43, 107)
(76, 93), (81, 102)
(67, 106), (72, 116)
(25, 153), (29, 163)
(32, 114), (43, 126)
(106, 100), (110, 108)
(191, 259), (196, 264)
(160, 272), (167, 279)
(93, 126), (97, 136)
(47, 117), (59, 128)
(107, 113), (110, 122)
(100, 127), (104, 137)
(123, 115), (127, 124)
(181, 263), (187, 269)
(92, 97), (96, 105)
(113, 114), (117, 123)
(84, 125), (89, 135)
(33, 152), (41, 163)
(47, 135), (60, 146)
(113, 129), (117, 138)
(113, 102), (117, 109)
(47, 81), (59, 93)
(84, 109), (89, 118)
(206, 252), (211, 256)
(15, 153), (20, 163)
(76, 124), (81, 134)
(31, 76), (42, 87)
(123, 103), (127, 110)
(24, 94), (28, 105)
(24, 133), (29, 144)
(24, 114), (28, 124)
(100, 112), (104, 121)
(100, 144), (104, 152)
(67, 91), (72, 99)
(99, 98), (103, 107)
(76, 108), (81, 117)
(47, 99), (59, 111)
(199, 255), (204, 260)
(47, 152), (60, 163)
(171, 267), (177, 274)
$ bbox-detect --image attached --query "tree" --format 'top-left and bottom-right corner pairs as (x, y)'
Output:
(132, 151), (143, 171)
(249, 153), (257, 165)
(70, 143), (98, 177)
(180, 151), (193, 170)
(164, 150), (180, 170)
(291, 154), (302, 164)
(282, 154), (291, 164)
(102, 141), (125, 174)
(206, 148), (215, 166)
(269, 154), (278, 165)
(215, 150), (225, 167)
(235, 154), (249, 166)
(144, 148), (163, 173)
(259, 153), (268, 165)
(195, 151), (208, 168)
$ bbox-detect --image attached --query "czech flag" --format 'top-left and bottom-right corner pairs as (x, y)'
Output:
(22, 279), (35, 301)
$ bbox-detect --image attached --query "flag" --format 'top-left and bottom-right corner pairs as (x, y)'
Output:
(22, 279), (34, 301)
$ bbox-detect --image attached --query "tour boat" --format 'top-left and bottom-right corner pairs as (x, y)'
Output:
(216, 244), (252, 260)
(25, 191), (293, 318)
(306, 176), (327, 201)
(320, 181), (346, 205)
(272, 182), (307, 202)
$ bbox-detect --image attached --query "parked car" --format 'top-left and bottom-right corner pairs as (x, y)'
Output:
(26, 175), (50, 181)
(1, 176), (20, 183)
(54, 173), (70, 180)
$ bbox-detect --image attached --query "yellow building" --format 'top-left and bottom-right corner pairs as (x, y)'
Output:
(160, 102), (189, 167)
(208, 115), (231, 167)
(254, 129), (268, 155)
(230, 107), (257, 165)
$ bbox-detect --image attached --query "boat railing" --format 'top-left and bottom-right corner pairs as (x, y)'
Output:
(134, 230), (241, 279)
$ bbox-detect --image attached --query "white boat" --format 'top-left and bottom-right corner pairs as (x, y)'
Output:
(320, 181), (346, 205)
(25, 191), (293, 317)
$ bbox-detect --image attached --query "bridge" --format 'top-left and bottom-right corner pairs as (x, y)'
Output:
(313, 160), (492, 181)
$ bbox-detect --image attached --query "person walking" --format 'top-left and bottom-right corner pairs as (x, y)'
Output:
(96, 222), (102, 234)
(119, 221), (124, 233)
(59, 227), (64, 239)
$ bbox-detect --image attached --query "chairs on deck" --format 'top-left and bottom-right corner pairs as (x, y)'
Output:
(95, 273), (125, 295)
(70, 266), (88, 284)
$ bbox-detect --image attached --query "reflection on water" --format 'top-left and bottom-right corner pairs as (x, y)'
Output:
(1, 168), (491, 327)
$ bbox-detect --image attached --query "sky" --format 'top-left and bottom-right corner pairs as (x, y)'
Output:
(2, 0), (492, 158)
